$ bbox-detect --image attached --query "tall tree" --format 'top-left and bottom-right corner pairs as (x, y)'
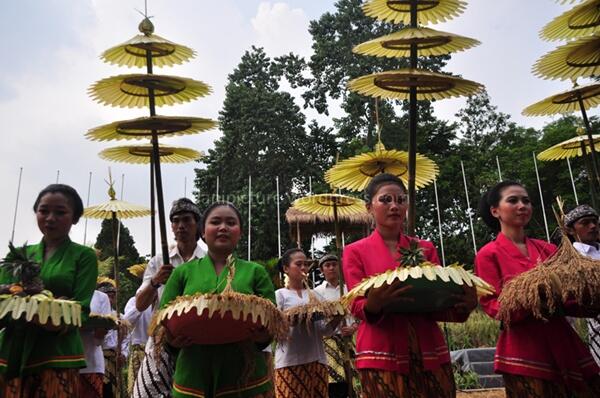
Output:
(194, 47), (338, 260)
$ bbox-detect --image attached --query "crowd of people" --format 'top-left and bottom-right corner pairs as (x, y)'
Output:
(0, 174), (599, 397)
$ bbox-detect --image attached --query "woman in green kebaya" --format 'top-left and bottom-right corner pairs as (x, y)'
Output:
(159, 201), (276, 398)
(0, 184), (98, 397)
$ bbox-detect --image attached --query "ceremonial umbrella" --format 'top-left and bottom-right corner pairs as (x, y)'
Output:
(291, 193), (366, 397)
(325, 141), (439, 192)
(540, 0), (600, 41)
(538, 134), (600, 161)
(86, 116), (217, 142)
(349, 0), (483, 236)
(353, 26), (480, 58)
(99, 144), (202, 255)
(533, 35), (600, 81)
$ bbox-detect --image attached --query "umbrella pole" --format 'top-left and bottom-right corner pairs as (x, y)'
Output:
(406, 0), (418, 236)
(532, 153), (550, 242)
(110, 211), (122, 396)
(83, 171), (92, 245)
(580, 141), (599, 209)
(566, 158), (579, 206)
(145, 50), (170, 266)
(150, 157), (156, 257)
(333, 202), (355, 398)
(578, 94), (600, 187)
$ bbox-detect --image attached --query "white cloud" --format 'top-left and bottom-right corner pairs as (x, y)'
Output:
(251, 2), (312, 57)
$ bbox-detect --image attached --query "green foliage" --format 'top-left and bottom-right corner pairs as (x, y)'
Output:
(443, 309), (500, 351)
(453, 365), (481, 390)
(94, 219), (143, 312)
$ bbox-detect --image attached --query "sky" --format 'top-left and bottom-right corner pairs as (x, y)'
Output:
(1, 0), (597, 258)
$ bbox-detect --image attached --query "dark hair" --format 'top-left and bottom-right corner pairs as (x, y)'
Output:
(277, 248), (305, 272)
(478, 180), (525, 232)
(200, 201), (243, 237)
(365, 173), (406, 203)
(33, 184), (84, 224)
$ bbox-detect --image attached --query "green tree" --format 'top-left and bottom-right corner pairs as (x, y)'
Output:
(194, 47), (338, 260)
(94, 219), (143, 311)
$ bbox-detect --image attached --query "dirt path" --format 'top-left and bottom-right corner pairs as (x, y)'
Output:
(457, 388), (505, 398)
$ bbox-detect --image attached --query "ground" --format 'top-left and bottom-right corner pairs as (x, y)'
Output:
(457, 388), (505, 398)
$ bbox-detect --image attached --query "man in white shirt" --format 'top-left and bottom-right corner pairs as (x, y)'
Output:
(79, 290), (112, 397)
(314, 254), (358, 398)
(565, 204), (600, 365)
(123, 295), (152, 396)
(132, 198), (205, 398)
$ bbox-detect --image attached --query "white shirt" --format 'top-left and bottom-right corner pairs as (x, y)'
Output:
(80, 290), (111, 374)
(573, 241), (600, 366)
(102, 311), (129, 356)
(274, 288), (332, 369)
(123, 296), (153, 346)
(137, 243), (206, 302)
(314, 280), (357, 333)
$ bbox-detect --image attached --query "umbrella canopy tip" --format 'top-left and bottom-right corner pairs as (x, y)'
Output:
(139, 17), (154, 35)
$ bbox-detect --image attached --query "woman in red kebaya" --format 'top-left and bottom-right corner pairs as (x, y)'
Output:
(343, 173), (477, 398)
(475, 180), (600, 397)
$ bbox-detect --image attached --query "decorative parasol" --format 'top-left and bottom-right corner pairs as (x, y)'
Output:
(537, 134), (600, 161)
(88, 74), (211, 108)
(99, 144), (202, 164)
(541, 0), (600, 41)
(285, 207), (370, 246)
(325, 141), (438, 191)
(128, 263), (147, 279)
(86, 116), (217, 142)
(532, 35), (600, 81)
(362, 0), (467, 25)
(102, 29), (195, 68)
(523, 82), (600, 116)
(353, 27), (480, 58)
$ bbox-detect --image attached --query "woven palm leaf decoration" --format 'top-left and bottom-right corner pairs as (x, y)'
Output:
(283, 277), (347, 326)
(342, 241), (494, 312)
(150, 256), (288, 345)
(0, 243), (82, 326)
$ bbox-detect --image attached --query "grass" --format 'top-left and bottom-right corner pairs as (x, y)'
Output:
(443, 309), (501, 351)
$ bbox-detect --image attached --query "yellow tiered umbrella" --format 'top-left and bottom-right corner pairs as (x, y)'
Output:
(537, 134), (600, 161)
(99, 144), (202, 164)
(541, 0), (600, 41)
(86, 116), (217, 142)
(88, 74), (211, 108)
(533, 35), (600, 80)
(353, 27), (480, 58)
(523, 82), (600, 116)
(325, 142), (438, 191)
(362, 0), (466, 25)
(102, 27), (195, 68)
(348, 68), (483, 101)
(128, 263), (147, 279)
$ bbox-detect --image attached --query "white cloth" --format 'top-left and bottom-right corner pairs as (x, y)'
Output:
(274, 288), (332, 369)
(80, 290), (112, 374)
(573, 241), (600, 365)
(137, 244), (205, 303)
(314, 280), (347, 301)
(123, 296), (152, 346)
(102, 310), (129, 356)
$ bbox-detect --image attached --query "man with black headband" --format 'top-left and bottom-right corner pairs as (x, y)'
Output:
(132, 198), (205, 398)
(565, 204), (600, 366)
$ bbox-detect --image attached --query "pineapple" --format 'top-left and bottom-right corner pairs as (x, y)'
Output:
(398, 240), (426, 267)
(0, 242), (44, 295)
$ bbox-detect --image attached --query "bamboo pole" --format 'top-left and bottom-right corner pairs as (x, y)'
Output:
(83, 172), (92, 245)
(433, 179), (446, 267)
(566, 158), (579, 205)
(460, 161), (477, 255)
(533, 152), (550, 242)
(10, 167), (23, 243)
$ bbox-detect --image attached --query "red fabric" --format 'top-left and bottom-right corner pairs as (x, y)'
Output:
(343, 230), (451, 374)
(475, 233), (599, 388)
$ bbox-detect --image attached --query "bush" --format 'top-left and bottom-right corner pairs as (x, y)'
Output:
(453, 364), (481, 390)
(442, 308), (500, 351)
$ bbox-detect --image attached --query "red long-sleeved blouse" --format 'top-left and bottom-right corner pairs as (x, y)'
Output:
(343, 229), (462, 374)
(475, 233), (599, 388)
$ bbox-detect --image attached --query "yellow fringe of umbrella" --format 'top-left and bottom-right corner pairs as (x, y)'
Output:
(523, 83), (600, 116)
(292, 194), (367, 219)
(537, 134), (600, 161)
(348, 68), (484, 101)
(88, 74), (212, 108)
(0, 294), (82, 327)
(101, 34), (195, 68)
(362, 0), (466, 25)
(128, 263), (147, 279)
(341, 262), (494, 307)
(533, 35), (600, 81)
(99, 144), (203, 164)
(498, 233), (600, 325)
(85, 116), (217, 142)
(541, 0), (600, 41)
(353, 27), (480, 58)
(325, 142), (438, 192)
